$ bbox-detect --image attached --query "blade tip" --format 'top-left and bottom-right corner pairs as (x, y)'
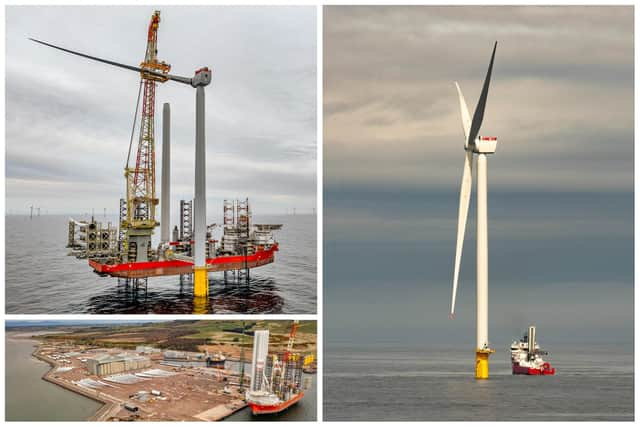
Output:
(449, 313), (455, 320)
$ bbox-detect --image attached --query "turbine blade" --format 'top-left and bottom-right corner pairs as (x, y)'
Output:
(467, 41), (497, 146)
(29, 38), (192, 85)
(455, 82), (471, 143)
(451, 150), (473, 316)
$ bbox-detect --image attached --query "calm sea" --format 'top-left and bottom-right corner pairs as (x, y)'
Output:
(324, 190), (633, 420)
(6, 214), (316, 314)
(5, 338), (103, 421)
(324, 344), (633, 421)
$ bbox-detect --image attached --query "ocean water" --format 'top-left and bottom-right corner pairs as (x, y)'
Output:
(324, 344), (633, 421)
(324, 190), (633, 420)
(6, 338), (103, 421)
(6, 214), (316, 314)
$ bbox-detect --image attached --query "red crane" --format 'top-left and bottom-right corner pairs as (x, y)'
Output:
(122, 11), (171, 261)
(284, 320), (300, 362)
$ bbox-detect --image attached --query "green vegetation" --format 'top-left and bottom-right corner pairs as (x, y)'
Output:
(37, 320), (316, 352)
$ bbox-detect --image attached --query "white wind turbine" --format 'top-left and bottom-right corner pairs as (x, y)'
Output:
(449, 41), (498, 379)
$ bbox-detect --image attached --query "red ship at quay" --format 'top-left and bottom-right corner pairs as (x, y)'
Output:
(246, 322), (311, 415)
(510, 326), (556, 375)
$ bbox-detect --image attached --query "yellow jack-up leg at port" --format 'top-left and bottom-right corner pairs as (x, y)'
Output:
(475, 348), (495, 379)
(193, 266), (209, 297)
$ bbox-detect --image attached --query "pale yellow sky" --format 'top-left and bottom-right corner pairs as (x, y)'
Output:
(324, 6), (633, 192)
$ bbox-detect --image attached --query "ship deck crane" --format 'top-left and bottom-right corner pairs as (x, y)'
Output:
(123, 11), (170, 263)
(31, 10), (214, 297)
(284, 320), (299, 362)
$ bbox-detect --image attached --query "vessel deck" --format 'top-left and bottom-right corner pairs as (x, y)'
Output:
(88, 245), (278, 278)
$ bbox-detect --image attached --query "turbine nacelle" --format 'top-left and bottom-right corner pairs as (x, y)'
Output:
(467, 136), (498, 154)
(191, 67), (212, 87)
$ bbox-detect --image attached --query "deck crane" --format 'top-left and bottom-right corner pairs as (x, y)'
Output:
(267, 320), (300, 400)
(37, 11), (171, 262)
(31, 10), (216, 297)
(123, 10), (170, 262)
(284, 320), (300, 362)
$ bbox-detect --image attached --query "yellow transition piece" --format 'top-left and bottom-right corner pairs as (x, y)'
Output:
(193, 266), (209, 297)
(475, 348), (495, 379)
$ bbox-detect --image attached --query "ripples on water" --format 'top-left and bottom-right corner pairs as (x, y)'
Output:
(6, 214), (316, 314)
(324, 345), (634, 421)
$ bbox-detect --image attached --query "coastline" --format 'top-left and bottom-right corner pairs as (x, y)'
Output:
(27, 339), (117, 421)
(10, 335), (247, 421)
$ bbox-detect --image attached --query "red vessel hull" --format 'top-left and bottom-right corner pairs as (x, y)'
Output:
(88, 245), (278, 278)
(248, 392), (304, 415)
(512, 362), (555, 376)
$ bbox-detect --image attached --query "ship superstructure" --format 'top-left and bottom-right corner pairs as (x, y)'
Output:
(67, 198), (281, 280)
(34, 11), (282, 297)
(510, 326), (555, 375)
(246, 324), (311, 415)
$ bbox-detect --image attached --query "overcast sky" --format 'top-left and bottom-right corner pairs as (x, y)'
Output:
(325, 5), (633, 193)
(6, 6), (316, 217)
(324, 6), (633, 347)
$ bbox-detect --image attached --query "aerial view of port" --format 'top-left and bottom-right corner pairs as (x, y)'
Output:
(324, 6), (633, 421)
(6, 320), (317, 421)
(5, 6), (317, 314)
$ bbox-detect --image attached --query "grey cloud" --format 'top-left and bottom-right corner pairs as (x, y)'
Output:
(324, 5), (633, 193)
(6, 6), (316, 215)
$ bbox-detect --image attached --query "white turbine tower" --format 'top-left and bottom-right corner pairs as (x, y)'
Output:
(449, 41), (498, 380)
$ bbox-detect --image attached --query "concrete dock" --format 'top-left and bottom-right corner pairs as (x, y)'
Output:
(32, 343), (247, 421)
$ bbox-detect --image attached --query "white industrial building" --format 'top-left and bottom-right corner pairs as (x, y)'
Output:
(86, 353), (151, 376)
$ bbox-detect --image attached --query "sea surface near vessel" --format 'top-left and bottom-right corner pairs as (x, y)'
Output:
(6, 338), (103, 421)
(324, 343), (633, 421)
(6, 214), (316, 314)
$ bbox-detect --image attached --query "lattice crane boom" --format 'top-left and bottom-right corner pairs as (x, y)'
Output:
(285, 320), (300, 361)
(30, 9), (212, 268)
(125, 10), (171, 232)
